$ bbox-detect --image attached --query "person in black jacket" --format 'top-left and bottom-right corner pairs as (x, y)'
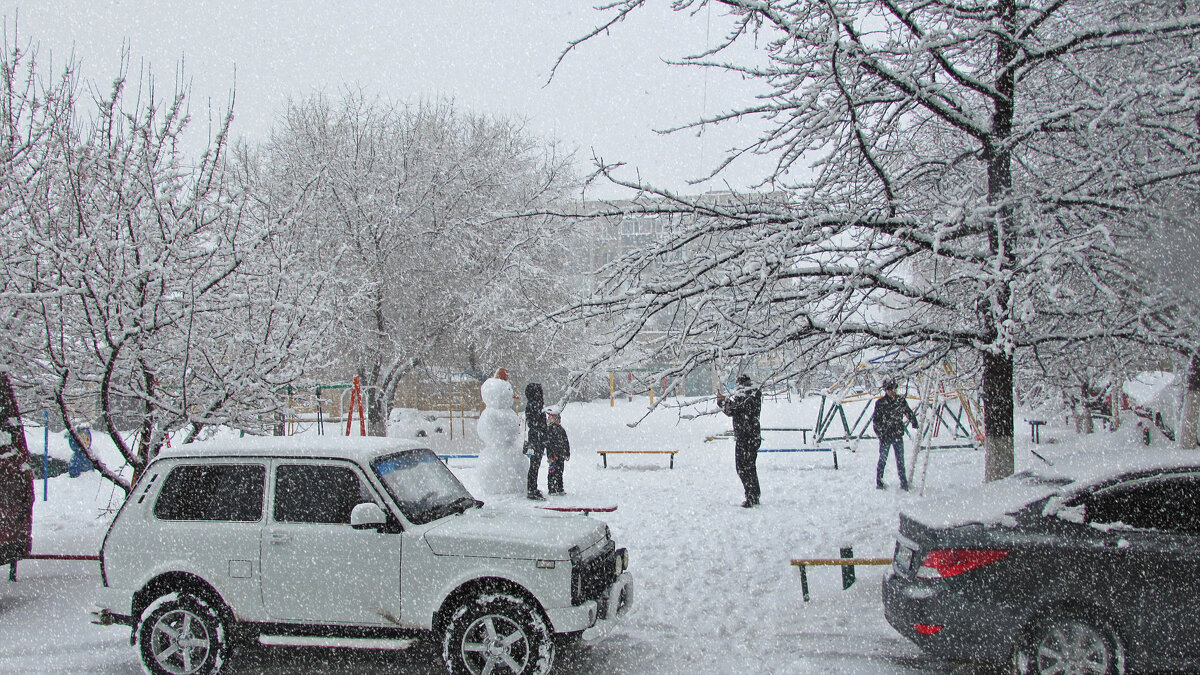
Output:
(718, 374), (762, 507)
(545, 406), (570, 495)
(524, 382), (548, 500)
(871, 379), (919, 491)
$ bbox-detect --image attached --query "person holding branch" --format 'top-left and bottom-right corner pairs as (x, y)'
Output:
(717, 374), (762, 508)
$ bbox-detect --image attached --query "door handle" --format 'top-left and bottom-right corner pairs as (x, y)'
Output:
(268, 531), (292, 545)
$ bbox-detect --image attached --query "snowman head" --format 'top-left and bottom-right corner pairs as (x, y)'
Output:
(480, 377), (514, 409)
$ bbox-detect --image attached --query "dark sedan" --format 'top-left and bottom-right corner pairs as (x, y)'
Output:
(883, 453), (1200, 674)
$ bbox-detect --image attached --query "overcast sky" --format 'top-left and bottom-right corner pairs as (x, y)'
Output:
(2, 1), (773, 199)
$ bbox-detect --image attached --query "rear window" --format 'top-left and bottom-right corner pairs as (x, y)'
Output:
(154, 464), (265, 522)
(1087, 473), (1200, 534)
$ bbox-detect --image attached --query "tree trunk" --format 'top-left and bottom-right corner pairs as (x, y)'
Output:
(981, 0), (1019, 483)
(1078, 383), (1095, 434)
(1110, 376), (1122, 431)
(982, 351), (1015, 482)
(1178, 351), (1200, 448)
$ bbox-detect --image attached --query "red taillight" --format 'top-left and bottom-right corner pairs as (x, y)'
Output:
(916, 548), (1009, 578)
(914, 624), (943, 635)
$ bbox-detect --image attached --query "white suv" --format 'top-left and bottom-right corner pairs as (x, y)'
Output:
(92, 437), (632, 675)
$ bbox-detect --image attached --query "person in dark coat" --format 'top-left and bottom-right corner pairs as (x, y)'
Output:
(524, 382), (548, 500)
(717, 374), (762, 507)
(545, 406), (570, 495)
(871, 379), (919, 490)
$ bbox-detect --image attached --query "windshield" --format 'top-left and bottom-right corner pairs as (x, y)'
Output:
(372, 449), (477, 525)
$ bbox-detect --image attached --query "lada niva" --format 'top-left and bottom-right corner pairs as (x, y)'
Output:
(92, 437), (631, 675)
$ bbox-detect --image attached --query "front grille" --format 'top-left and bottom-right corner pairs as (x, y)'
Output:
(571, 540), (617, 605)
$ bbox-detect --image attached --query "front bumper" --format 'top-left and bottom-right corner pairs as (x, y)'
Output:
(582, 572), (633, 644)
(546, 571), (634, 639)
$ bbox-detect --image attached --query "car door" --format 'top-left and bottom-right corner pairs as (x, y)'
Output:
(260, 460), (403, 625)
(149, 461), (268, 612)
(1083, 473), (1200, 667)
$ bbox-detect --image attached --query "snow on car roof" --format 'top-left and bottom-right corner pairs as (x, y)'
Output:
(152, 435), (432, 464)
(904, 449), (1200, 530)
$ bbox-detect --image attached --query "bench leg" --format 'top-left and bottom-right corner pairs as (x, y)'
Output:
(799, 565), (810, 602)
(602, 454), (607, 468)
(669, 454), (674, 469)
(832, 449), (839, 470)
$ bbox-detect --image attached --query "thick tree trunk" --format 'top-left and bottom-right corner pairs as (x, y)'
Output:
(982, 351), (1015, 482)
(367, 391), (388, 437)
(1178, 352), (1200, 448)
(981, 0), (1018, 483)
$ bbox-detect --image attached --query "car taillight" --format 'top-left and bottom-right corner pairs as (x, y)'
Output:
(916, 548), (1009, 578)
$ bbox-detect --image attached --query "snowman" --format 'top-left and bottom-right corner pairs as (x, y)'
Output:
(475, 368), (526, 495)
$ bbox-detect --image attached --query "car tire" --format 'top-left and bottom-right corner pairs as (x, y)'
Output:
(441, 592), (554, 675)
(137, 591), (230, 675)
(1012, 613), (1124, 675)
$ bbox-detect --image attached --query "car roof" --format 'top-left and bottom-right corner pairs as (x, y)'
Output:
(151, 436), (433, 465)
(1043, 450), (1200, 493)
(904, 450), (1200, 530)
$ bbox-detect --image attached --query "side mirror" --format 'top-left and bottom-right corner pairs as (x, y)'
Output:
(350, 502), (388, 531)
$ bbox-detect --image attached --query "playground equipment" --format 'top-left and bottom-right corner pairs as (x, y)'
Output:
(811, 350), (984, 472)
(608, 369), (679, 407)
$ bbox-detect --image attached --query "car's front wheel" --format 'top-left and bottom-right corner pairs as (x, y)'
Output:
(441, 592), (554, 675)
(137, 591), (230, 675)
(1013, 613), (1124, 675)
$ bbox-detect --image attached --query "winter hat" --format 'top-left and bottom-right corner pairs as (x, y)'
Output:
(736, 374), (752, 386)
(882, 379), (898, 391)
(545, 405), (562, 417)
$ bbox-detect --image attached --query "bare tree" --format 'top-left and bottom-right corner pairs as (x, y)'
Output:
(0, 43), (324, 491)
(256, 93), (578, 434)
(551, 0), (1200, 480)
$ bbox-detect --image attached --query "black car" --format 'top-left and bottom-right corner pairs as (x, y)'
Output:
(883, 453), (1200, 674)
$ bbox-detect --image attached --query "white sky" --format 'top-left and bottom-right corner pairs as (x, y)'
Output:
(2, 1), (773, 199)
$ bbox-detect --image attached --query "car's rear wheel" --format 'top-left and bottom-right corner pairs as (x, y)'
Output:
(1013, 613), (1123, 675)
(138, 591), (230, 675)
(441, 592), (554, 675)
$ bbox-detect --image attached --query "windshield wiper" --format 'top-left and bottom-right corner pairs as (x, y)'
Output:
(449, 496), (483, 514)
(425, 496), (480, 521)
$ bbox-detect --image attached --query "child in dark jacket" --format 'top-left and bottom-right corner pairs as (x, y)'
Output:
(545, 407), (570, 495)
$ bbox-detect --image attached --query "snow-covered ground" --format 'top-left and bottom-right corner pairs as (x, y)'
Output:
(0, 394), (1175, 673)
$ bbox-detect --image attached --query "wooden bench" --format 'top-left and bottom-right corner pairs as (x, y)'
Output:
(759, 447), (839, 469)
(706, 427), (814, 444)
(597, 450), (679, 469)
(762, 427), (813, 444)
(790, 553), (891, 601)
(1026, 419), (1046, 443)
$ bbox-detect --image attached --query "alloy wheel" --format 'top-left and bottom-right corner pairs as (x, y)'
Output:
(149, 608), (213, 675)
(460, 613), (531, 675)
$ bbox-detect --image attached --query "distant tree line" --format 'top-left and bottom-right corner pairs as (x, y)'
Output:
(0, 37), (585, 492)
